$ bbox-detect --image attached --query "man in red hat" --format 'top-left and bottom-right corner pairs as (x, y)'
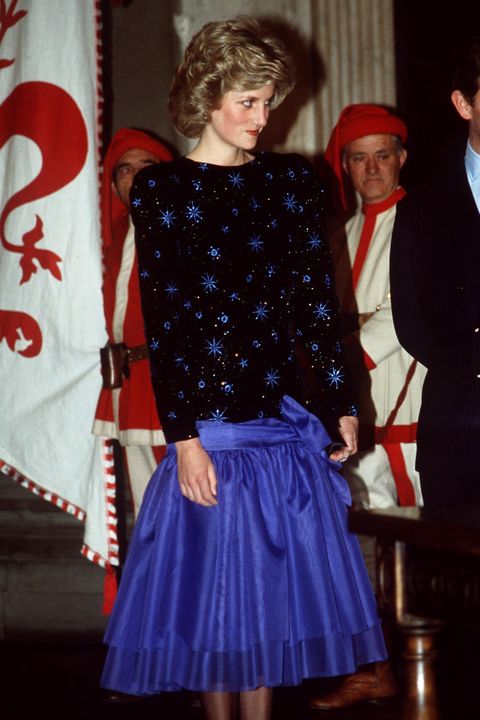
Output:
(310, 105), (425, 709)
(93, 128), (173, 516)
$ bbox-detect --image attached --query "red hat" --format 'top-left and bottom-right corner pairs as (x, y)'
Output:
(324, 104), (407, 211)
(101, 128), (173, 249)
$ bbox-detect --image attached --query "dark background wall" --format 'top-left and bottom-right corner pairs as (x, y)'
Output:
(394, 0), (480, 189)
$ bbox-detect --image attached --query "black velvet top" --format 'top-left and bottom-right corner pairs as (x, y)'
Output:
(130, 151), (356, 443)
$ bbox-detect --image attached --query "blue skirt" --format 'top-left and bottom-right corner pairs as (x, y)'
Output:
(101, 395), (386, 694)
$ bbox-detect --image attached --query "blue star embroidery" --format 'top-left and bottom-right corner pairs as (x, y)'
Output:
(192, 179), (202, 191)
(167, 411), (177, 419)
(230, 292), (240, 301)
(199, 163), (209, 171)
(248, 234), (264, 252)
(132, 198), (141, 208)
(183, 300), (192, 309)
(174, 355), (184, 366)
(239, 358), (248, 368)
(205, 337), (223, 357)
(150, 339), (160, 351)
(140, 269), (150, 279)
(185, 202), (203, 222)
(209, 408), (228, 423)
(326, 367), (344, 388)
(307, 233), (322, 250)
(313, 302), (331, 320)
(283, 193), (300, 212)
(270, 219), (278, 229)
(253, 303), (269, 320)
(228, 171), (244, 188)
(200, 273), (218, 292)
(221, 225), (230, 234)
(165, 282), (178, 298)
(265, 368), (280, 387)
(159, 208), (176, 227)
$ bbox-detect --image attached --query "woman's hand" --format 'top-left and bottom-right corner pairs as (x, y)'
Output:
(175, 437), (218, 506)
(329, 415), (359, 463)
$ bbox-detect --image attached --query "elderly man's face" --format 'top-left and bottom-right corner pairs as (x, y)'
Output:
(343, 133), (407, 204)
(113, 147), (160, 207)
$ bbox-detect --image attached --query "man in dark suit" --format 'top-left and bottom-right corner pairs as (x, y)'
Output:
(390, 39), (480, 507)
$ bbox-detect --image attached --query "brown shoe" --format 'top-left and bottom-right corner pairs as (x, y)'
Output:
(310, 662), (398, 710)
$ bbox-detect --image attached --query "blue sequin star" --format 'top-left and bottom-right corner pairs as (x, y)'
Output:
(313, 302), (331, 320)
(185, 202), (203, 222)
(248, 234), (264, 252)
(205, 337), (223, 357)
(165, 282), (178, 298)
(209, 408), (228, 423)
(265, 368), (280, 387)
(228, 171), (244, 188)
(159, 208), (176, 227)
(326, 367), (344, 388)
(307, 233), (322, 250)
(253, 303), (269, 320)
(283, 193), (300, 212)
(200, 273), (218, 292)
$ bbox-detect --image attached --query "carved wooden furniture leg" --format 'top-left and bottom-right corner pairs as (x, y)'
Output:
(399, 619), (443, 720)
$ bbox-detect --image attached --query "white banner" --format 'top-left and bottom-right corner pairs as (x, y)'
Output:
(0, 0), (118, 572)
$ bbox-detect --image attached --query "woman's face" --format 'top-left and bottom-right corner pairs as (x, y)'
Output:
(206, 83), (274, 153)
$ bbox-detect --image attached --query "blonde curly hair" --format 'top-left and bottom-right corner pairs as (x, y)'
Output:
(169, 16), (296, 138)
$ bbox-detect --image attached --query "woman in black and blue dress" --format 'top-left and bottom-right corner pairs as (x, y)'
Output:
(101, 16), (386, 720)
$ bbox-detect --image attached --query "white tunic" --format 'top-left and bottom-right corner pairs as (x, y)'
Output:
(331, 190), (426, 508)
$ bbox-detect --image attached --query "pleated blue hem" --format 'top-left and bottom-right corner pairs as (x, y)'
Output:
(101, 396), (387, 694)
(101, 626), (387, 694)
